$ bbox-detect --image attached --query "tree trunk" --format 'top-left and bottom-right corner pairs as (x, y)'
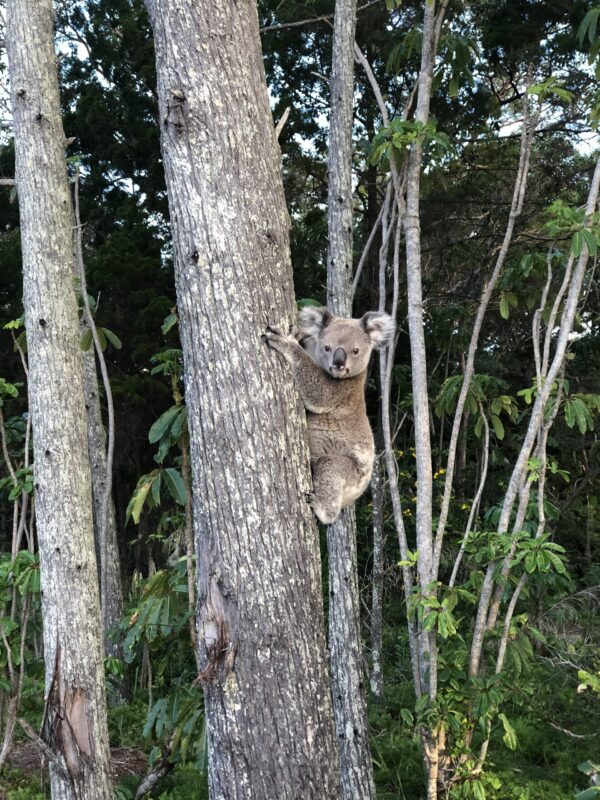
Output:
(327, 0), (358, 316)
(144, 2), (341, 798)
(6, 1), (113, 797)
(369, 455), (385, 699)
(326, 2), (376, 798)
(81, 342), (124, 692)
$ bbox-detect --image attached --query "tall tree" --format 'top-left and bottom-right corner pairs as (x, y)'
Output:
(326, 1), (376, 799)
(5, 0), (113, 797)
(144, 1), (341, 797)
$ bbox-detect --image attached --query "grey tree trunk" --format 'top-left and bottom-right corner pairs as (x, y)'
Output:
(326, 2), (376, 798)
(144, 2), (341, 798)
(81, 344), (124, 669)
(6, 1), (113, 797)
(327, 0), (358, 314)
(369, 455), (384, 699)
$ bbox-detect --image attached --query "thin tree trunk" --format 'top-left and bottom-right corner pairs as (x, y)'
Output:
(326, 1), (376, 797)
(180, 433), (200, 672)
(369, 454), (385, 699)
(144, 2), (341, 798)
(402, 3), (446, 795)
(6, 0), (113, 796)
(81, 343), (124, 693)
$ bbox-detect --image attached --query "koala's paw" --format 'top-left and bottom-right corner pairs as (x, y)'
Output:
(304, 491), (339, 525)
(263, 325), (295, 355)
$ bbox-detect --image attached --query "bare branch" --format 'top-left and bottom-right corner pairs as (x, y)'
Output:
(260, 0), (384, 33)
(449, 401), (489, 588)
(17, 718), (70, 782)
(350, 179), (390, 303)
(274, 106), (290, 139)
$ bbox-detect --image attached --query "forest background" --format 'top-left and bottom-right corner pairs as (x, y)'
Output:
(0, 0), (600, 798)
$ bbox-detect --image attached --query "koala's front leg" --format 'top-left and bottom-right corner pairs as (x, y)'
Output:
(262, 325), (297, 365)
(263, 326), (337, 414)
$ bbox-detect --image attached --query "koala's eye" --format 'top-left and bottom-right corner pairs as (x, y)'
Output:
(352, 348), (360, 355)
(324, 345), (331, 352)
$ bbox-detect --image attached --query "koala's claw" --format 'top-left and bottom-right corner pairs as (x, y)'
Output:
(266, 324), (282, 336)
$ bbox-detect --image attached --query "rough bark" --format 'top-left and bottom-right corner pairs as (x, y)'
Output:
(5, 1), (113, 797)
(327, 0), (358, 315)
(144, 2), (341, 798)
(326, 2), (376, 798)
(369, 455), (384, 699)
(81, 344), (124, 668)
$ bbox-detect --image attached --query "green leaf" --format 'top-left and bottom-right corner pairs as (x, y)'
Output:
(474, 415), (484, 439)
(163, 468), (187, 506)
(100, 327), (122, 350)
(583, 229), (598, 256)
(578, 761), (600, 777)
(151, 472), (162, 506)
(571, 230), (584, 257)
(80, 328), (93, 352)
(400, 708), (414, 726)
(149, 406), (181, 444)
(578, 7), (600, 47)
(97, 328), (107, 352)
(564, 399), (576, 428)
(490, 414), (505, 440)
(128, 478), (154, 524)
(572, 398), (589, 434)
(499, 291), (517, 319)
(161, 313), (178, 335)
(575, 790), (600, 800)
(498, 712), (518, 750)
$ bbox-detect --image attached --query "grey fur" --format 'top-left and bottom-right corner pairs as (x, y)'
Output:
(264, 307), (395, 524)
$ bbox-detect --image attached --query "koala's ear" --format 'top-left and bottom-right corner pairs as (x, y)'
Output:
(360, 311), (395, 349)
(298, 306), (332, 338)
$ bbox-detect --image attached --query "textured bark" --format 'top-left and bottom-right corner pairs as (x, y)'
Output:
(369, 455), (384, 699)
(81, 344), (124, 669)
(6, 1), (113, 797)
(327, 0), (358, 314)
(326, 2), (375, 798)
(144, 2), (341, 798)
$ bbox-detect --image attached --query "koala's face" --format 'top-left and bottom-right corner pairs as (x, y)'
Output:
(299, 307), (395, 379)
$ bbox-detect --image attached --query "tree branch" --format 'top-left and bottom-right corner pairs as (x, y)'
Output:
(260, 0), (385, 33)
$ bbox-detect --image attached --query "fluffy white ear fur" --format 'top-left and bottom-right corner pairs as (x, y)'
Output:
(298, 306), (332, 339)
(360, 311), (395, 349)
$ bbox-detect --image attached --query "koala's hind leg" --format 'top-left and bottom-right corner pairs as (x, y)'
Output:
(309, 456), (357, 525)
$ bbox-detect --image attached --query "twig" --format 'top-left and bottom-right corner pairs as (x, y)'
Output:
(17, 717), (70, 781)
(260, 0), (384, 33)
(449, 401), (490, 587)
(274, 106), (290, 139)
(549, 722), (598, 740)
(351, 180), (390, 303)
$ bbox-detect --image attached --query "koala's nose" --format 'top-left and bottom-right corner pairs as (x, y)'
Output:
(332, 347), (346, 367)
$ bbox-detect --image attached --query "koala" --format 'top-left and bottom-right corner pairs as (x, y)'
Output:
(264, 306), (395, 525)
